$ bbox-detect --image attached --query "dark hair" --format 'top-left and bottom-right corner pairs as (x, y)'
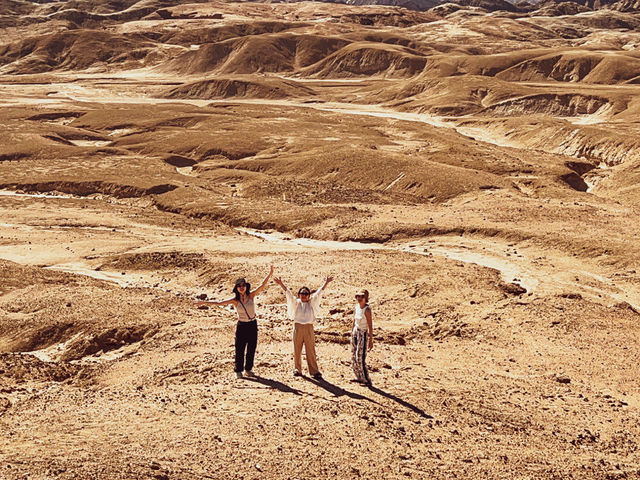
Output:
(233, 281), (251, 300)
(298, 286), (311, 296)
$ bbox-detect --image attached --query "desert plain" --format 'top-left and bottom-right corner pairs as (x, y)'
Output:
(1, 0), (640, 478)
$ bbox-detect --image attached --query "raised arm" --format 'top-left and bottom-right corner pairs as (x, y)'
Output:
(313, 276), (333, 298)
(273, 276), (288, 292)
(196, 297), (236, 307)
(251, 265), (274, 298)
(274, 276), (297, 319)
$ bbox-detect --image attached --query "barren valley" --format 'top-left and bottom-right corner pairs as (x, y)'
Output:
(1, 0), (640, 478)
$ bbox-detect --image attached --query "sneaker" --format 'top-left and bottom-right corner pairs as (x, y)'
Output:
(244, 370), (256, 377)
(312, 372), (323, 380)
(292, 370), (302, 377)
(235, 372), (243, 379)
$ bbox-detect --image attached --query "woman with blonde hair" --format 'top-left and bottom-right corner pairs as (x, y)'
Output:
(352, 288), (373, 385)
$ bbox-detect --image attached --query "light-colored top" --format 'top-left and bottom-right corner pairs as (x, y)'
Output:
(235, 297), (256, 322)
(354, 304), (370, 331)
(284, 286), (325, 324)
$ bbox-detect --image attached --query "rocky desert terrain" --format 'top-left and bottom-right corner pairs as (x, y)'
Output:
(1, 0), (640, 478)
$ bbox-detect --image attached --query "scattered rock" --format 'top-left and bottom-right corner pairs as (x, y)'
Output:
(610, 301), (640, 315)
(0, 396), (11, 412)
(560, 293), (582, 300)
(499, 282), (527, 296)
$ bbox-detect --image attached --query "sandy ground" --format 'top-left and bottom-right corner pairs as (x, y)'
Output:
(2, 1), (640, 479)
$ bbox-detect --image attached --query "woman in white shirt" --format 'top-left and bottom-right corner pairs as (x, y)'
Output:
(273, 275), (333, 379)
(352, 288), (373, 385)
(197, 266), (273, 379)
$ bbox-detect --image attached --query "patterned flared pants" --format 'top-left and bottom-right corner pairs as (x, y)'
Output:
(351, 327), (370, 383)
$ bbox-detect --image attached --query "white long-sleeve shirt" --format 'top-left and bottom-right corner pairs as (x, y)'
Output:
(284, 285), (325, 324)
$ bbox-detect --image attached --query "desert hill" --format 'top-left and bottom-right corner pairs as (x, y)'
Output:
(531, 1), (591, 14)
(161, 33), (351, 75)
(2, 1), (640, 479)
(149, 20), (307, 46)
(346, 0), (440, 10)
(540, 0), (640, 11)
(0, 30), (158, 74)
(300, 41), (429, 77)
(164, 76), (317, 99)
(495, 51), (640, 84)
(444, 0), (522, 11)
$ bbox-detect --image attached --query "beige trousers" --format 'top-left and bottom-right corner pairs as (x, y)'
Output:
(293, 323), (320, 375)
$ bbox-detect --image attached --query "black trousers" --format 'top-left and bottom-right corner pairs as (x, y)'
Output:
(235, 320), (258, 373)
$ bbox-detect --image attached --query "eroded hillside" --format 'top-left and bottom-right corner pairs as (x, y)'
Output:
(1, 1), (640, 479)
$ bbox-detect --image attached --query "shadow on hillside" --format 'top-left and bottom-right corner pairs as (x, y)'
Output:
(367, 385), (433, 419)
(244, 375), (304, 396)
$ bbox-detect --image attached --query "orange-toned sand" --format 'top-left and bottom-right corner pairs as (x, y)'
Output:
(1, 1), (640, 478)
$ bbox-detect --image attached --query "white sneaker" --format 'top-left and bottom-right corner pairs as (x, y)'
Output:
(235, 372), (243, 379)
(244, 370), (256, 377)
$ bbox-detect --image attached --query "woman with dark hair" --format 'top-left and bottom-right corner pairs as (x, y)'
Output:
(273, 275), (333, 379)
(196, 265), (274, 379)
(351, 288), (373, 385)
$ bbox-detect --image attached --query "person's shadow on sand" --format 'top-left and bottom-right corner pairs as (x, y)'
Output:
(367, 384), (433, 419)
(304, 376), (380, 404)
(243, 375), (304, 396)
